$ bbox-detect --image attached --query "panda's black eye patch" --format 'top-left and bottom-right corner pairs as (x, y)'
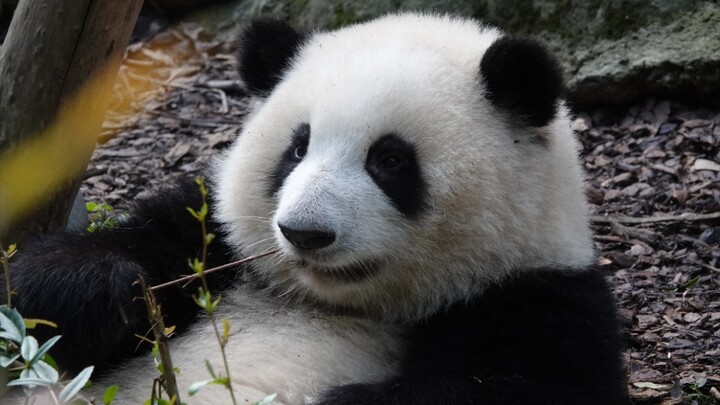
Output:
(366, 134), (426, 217)
(269, 123), (310, 196)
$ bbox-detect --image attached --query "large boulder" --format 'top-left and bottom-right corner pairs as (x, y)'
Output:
(194, 0), (720, 108)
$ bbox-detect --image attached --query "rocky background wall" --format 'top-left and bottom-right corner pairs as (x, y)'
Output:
(183, 0), (720, 109)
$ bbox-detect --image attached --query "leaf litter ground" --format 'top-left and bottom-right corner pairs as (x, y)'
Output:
(80, 23), (720, 405)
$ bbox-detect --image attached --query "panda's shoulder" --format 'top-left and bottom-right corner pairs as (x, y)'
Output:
(403, 268), (622, 369)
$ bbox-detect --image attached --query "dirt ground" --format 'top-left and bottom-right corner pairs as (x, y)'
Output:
(80, 23), (720, 404)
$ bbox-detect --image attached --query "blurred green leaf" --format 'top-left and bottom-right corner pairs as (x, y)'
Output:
(0, 353), (20, 367)
(254, 393), (278, 405)
(103, 385), (119, 404)
(188, 378), (214, 395)
(221, 319), (230, 347)
(186, 207), (200, 221)
(20, 335), (39, 361)
(59, 365), (94, 402)
(30, 335), (61, 364)
(0, 306), (26, 343)
(21, 359), (59, 384)
(24, 318), (58, 329)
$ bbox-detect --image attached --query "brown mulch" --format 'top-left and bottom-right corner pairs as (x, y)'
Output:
(579, 101), (720, 404)
(81, 23), (720, 405)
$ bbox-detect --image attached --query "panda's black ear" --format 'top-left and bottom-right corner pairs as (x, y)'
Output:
(236, 19), (306, 95)
(480, 37), (564, 127)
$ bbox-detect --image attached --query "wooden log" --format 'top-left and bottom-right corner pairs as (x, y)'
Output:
(0, 0), (144, 242)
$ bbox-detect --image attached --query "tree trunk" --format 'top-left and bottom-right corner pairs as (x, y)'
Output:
(0, 0), (144, 242)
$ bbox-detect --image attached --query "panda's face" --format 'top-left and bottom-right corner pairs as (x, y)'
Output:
(274, 128), (421, 285)
(215, 15), (595, 320)
(218, 57), (481, 318)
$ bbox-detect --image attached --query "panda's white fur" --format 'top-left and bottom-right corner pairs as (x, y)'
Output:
(87, 286), (403, 404)
(7, 13), (613, 405)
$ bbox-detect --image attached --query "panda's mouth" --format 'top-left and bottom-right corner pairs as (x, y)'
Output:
(295, 259), (380, 283)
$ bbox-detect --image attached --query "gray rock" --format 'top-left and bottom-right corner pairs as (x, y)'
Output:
(189, 0), (720, 108)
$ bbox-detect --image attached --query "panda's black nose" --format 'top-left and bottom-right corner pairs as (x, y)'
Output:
(278, 223), (336, 250)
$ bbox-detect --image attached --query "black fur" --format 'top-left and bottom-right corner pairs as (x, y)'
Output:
(480, 37), (564, 128)
(269, 122), (310, 196)
(2, 178), (235, 374)
(236, 19), (306, 95)
(314, 269), (630, 405)
(365, 133), (426, 217)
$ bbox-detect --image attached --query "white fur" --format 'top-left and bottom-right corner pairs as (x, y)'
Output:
(84, 286), (403, 404)
(12, 287), (402, 405)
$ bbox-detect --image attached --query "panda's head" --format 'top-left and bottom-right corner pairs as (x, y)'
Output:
(214, 14), (594, 321)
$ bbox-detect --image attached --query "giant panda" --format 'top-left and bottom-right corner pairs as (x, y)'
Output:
(3, 13), (629, 405)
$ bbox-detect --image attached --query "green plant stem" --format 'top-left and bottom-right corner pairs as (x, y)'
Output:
(195, 178), (238, 405)
(208, 309), (237, 404)
(139, 276), (181, 404)
(1, 241), (11, 307)
(198, 251), (239, 405)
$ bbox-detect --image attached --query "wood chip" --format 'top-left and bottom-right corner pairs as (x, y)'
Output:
(691, 158), (720, 172)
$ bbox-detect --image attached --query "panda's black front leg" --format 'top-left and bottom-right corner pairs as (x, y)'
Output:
(314, 377), (500, 405)
(1, 178), (235, 375)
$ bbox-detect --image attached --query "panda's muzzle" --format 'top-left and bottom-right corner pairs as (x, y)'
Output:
(278, 223), (336, 250)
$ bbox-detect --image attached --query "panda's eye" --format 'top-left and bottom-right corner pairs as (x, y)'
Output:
(293, 144), (307, 160)
(269, 123), (311, 196)
(378, 153), (406, 171)
(289, 123), (310, 162)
